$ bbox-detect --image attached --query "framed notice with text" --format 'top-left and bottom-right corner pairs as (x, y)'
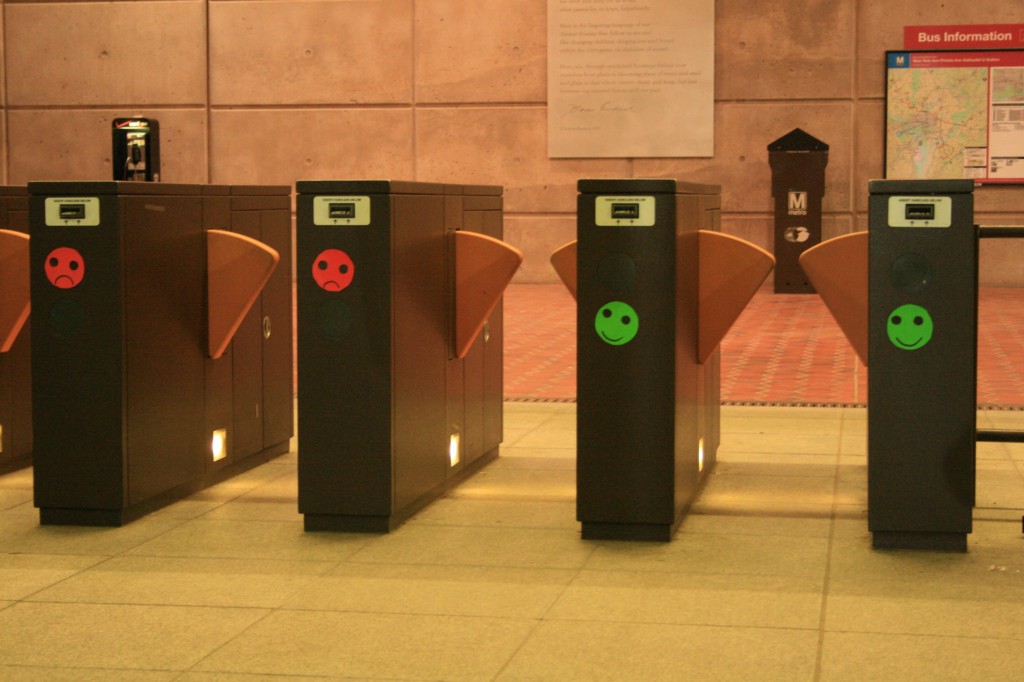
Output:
(547, 0), (714, 159)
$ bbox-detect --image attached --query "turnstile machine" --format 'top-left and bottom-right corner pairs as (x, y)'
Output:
(0, 186), (32, 474)
(576, 179), (723, 541)
(868, 179), (976, 550)
(29, 182), (293, 525)
(296, 181), (520, 532)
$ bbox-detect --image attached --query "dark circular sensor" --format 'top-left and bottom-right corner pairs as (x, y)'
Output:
(597, 252), (637, 291)
(317, 299), (354, 339)
(890, 253), (932, 294)
(47, 298), (86, 339)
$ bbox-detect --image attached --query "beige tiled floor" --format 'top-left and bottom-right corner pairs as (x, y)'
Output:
(2, 403), (1024, 680)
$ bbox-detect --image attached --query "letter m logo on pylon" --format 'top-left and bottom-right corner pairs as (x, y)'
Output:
(788, 191), (808, 213)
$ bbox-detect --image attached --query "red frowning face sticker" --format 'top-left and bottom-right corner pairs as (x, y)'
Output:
(45, 247), (85, 289)
(312, 249), (354, 292)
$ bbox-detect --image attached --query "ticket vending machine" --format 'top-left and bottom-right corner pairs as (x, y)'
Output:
(0, 186), (32, 474)
(568, 179), (773, 541)
(29, 182), (292, 525)
(296, 181), (521, 532)
(867, 179), (976, 550)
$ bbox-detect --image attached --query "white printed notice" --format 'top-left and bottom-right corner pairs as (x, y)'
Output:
(548, 0), (714, 158)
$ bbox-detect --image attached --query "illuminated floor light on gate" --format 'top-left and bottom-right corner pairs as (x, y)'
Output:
(211, 428), (227, 462)
(449, 432), (461, 467)
(698, 437), (705, 473)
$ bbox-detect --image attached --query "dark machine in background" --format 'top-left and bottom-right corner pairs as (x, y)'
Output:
(29, 182), (292, 525)
(112, 118), (160, 182)
(768, 128), (828, 294)
(0, 186), (32, 474)
(296, 180), (519, 533)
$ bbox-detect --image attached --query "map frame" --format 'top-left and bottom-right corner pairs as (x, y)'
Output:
(885, 49), (1024, 185)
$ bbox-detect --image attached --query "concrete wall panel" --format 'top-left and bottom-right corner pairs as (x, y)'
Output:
(415, 0), (546, 103)
(210, 0), (413, 105)
(6, 1), (206, 106)
(210, 108), (414, 187)
(8, 108), (207, 184)
(416, 106), (629, 213)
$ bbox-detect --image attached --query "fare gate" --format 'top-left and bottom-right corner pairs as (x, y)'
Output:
(804, 178), (1024, 551)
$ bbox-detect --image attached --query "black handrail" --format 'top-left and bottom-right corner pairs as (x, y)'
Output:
(977, 429), (1024, 443)
(977, 226), (1024, 239)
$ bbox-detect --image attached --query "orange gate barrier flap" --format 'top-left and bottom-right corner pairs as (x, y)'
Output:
(0, 229), (30, 354)
(798, 232), (868, 366)
(207, 229), (280, 360)
(697, 230), (776, 364)
(454, 231), (524, 359)
(549, 240), (579, 301)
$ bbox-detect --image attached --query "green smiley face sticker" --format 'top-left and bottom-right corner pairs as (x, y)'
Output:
(887, 304), (933, 350)
(595, 301), (639, 346)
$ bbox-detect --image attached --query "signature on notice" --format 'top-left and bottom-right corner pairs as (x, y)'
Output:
(561, 102), (636, 119)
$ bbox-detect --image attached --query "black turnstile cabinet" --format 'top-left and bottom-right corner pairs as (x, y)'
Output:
(29, 182), (293, 525)
(0, 186), (31, 474)
(576, 179), (721, 541)
(297, 180), (504, 532)
(868, 179), (976, 551)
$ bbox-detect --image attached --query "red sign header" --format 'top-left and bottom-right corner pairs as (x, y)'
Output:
(904, 24), (1024, 50)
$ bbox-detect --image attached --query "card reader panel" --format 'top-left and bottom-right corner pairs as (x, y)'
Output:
(595, 196), (656, 227)
(888, 196), (952, 228)
(313, 196), (371, 226)
(44, 198), (101, 227)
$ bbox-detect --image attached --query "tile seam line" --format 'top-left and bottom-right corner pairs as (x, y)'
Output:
(813, 413), (849, 680)
(11, 554), (121, 604)
(411, 0), (417, 181)
(256, 606), (559, 622)
(4, 104), (207, 111)
(17, 598), (283, 613)
(205, 0), (212, 183)
(494, 613), (827, 633)
(819, 627), (1024, 643)
(489, 543), (598, 680)
(1, 1), (8, 183)
(177, 604), (280, 675)
(110, 551), (343, 562)
(0, 103), (548, 111)
(201, 103), (548, 111)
